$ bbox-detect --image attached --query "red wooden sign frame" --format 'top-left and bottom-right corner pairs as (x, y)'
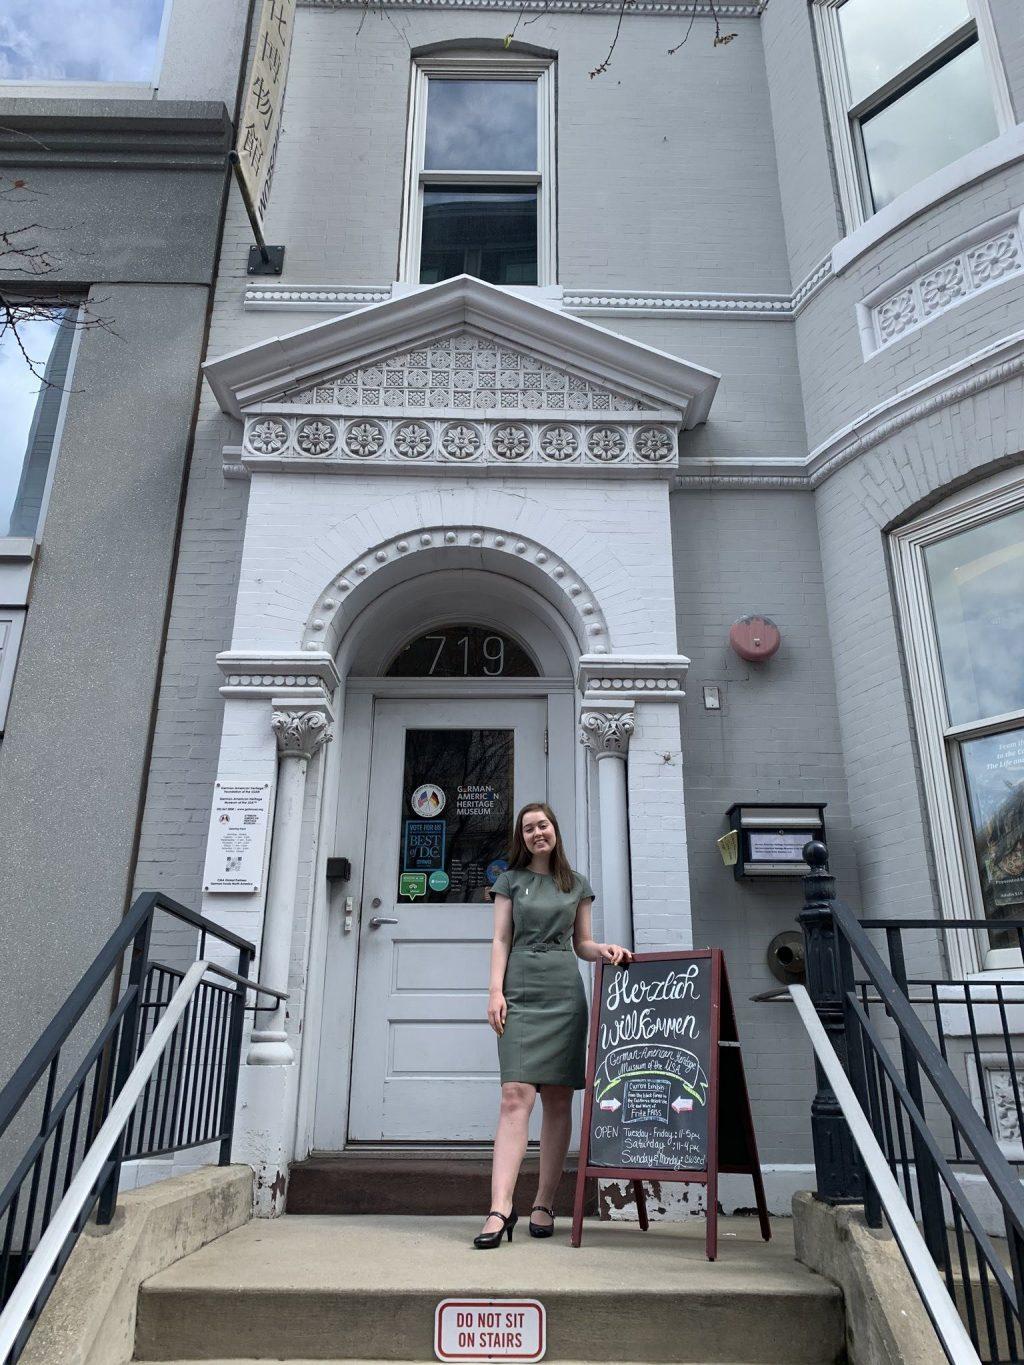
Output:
(570, 949), (770, 1260)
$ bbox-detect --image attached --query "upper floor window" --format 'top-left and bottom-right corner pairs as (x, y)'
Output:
(814, 0), (1010, 228)
(400, 53), (556, 287)
(1, 305), (77, 540)
(0, 0), (171, 83)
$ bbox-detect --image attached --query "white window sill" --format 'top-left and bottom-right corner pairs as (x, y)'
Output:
(832, 123), (1024, 276)
(0, 539), (37, 608)
(937, 974), (1024, 1037)
(0, 538), (36, 561)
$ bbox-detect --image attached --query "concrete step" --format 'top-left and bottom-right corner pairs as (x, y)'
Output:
(287, 1152), (594, 1216)
(135, 1215), (845, 1363)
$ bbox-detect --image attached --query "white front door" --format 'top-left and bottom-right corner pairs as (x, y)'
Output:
(348, 697), (549, 1141)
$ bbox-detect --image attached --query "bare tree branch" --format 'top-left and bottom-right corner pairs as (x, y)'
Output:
(354, 0), (412, 49)
(0, 174), (117, 384)
(504, 1), (553, 49)
(589, 0), (634, 79)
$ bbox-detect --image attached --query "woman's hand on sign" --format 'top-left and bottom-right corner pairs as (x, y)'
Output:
(597, 943), (633, 966)
(487, 989), (507, 1035)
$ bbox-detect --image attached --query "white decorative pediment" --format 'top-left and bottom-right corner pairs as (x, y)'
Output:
(285, 328), (656, 414)
(205, 276), (720, 478)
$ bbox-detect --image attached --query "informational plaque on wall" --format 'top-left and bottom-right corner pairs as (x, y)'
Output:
(203, 780), (273, 893)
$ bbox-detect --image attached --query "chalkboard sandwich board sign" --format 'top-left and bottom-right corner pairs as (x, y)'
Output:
(570, 949), (770, 1260)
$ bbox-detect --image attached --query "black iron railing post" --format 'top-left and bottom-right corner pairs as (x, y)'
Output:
(95, 912), (153, 1224)
(885, 927), (948, 1266)
(799, 839), (863, 1203)
(219, 945), (253, 1164)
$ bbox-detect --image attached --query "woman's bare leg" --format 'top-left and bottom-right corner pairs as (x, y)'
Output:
(533, 1086), (573, 1226)
(481, 1082), (537, 1235)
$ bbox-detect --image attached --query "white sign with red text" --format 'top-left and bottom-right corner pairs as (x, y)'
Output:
(435, 1299), (545, 1362)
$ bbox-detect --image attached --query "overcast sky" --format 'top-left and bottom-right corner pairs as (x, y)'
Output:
(0, 0), (167, 81)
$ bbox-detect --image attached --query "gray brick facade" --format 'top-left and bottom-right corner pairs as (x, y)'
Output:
(6, 0), (1019, 1194)
(0, 8), (248, 1090)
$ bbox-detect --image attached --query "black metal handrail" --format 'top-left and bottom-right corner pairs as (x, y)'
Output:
(799, 841), (1024, 1364)
(0, 891), (270, 1365)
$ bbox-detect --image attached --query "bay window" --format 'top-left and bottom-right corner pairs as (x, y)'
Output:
(814, 0), (1011, 228)
(894, 472), (1024, 972)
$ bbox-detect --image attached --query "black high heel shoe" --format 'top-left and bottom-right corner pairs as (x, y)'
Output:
(473, 1209), (518, 1249)
(529, 1205), (555, 1238)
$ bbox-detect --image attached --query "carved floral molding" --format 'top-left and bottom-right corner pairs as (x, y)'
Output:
(866, 210), (1024, 355)
(286, 331), (653, 412)
(238, 327), (679, 476)
(242, 413), (677, 470)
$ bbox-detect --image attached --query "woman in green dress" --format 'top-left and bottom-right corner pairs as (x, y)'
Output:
(473, 802), (632, 1248)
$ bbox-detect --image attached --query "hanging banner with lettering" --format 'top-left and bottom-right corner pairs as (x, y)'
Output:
(234, 0), (296, 232)
(570, 949), (771, 1261)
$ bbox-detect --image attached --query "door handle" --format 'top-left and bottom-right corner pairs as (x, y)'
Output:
(368, 916), (399, 928)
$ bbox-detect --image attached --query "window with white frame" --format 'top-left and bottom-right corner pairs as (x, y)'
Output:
(814, 0), (1010, 227)
(893, 471), (1024, 973)
(0, 304), (77, 540)
(400, 54), (556, 287)
(0, 609), (26, 731)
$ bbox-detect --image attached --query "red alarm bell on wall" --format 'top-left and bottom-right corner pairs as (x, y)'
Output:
(729, 614), (781, 663)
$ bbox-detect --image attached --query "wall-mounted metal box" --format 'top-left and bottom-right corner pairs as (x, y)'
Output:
(725, 803), (826, 879)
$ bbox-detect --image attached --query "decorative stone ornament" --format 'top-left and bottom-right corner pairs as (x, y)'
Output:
(208, 276), (722, 482)
(271, 706), (333, 759)
(286, 330), (653, 414)
(295, 419), (338, 455)
(579, 708), (636, 758)
(299, 525), (612, 654)
(217, 650), (341, 701)
(240, 413), (677, 472)
(577, 652), (689, 700)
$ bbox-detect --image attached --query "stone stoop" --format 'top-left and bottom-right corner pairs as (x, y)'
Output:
(133, 1215), (846, 1364)
(286, 1153), (593, 1216)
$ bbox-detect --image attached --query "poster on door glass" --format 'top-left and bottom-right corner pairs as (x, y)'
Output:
(398, 729), (514, 903)
(962, 727), (1024, 939)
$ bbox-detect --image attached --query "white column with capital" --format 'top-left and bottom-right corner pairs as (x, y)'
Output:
(578, 654), (691, 953)
(247, 702), (333, 1064)
(580, 702), (635, 953)
(238, 697), (332, 1215)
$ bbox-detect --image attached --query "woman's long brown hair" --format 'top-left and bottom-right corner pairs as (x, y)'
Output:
(508, 802), (575, 893)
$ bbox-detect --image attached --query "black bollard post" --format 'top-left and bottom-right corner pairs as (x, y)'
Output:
(798, 839), (863, 1204)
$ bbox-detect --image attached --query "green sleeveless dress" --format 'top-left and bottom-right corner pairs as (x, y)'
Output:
(490, 868), (595, 1089)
